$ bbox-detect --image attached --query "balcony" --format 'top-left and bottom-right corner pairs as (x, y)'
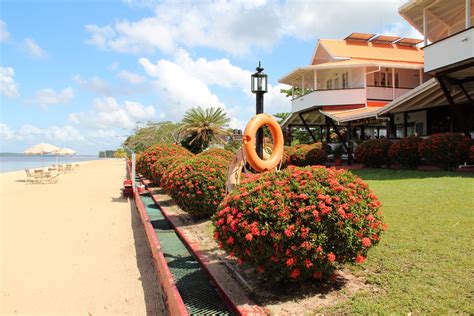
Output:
(291, 88), (366, 112)
(424, 27), (474, 73)
(366, 86), (413, 101)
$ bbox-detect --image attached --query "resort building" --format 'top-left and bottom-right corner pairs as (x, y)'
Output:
(279, 32), (426, 143)
(379, 0), (474, 138)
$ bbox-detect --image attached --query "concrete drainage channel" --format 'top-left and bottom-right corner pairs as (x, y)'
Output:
(134, 177), (234, 316)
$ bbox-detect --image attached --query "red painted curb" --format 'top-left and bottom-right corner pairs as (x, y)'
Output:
(145, 187), (267, 316)
(128, 167), (189, 316)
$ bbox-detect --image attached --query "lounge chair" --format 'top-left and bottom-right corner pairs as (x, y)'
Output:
(65, 164), (73, 173)
(25, 169), (37, 184)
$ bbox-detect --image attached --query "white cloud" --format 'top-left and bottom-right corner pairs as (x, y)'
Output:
(86, 0), (416, 56)
(117, 70), (146, 84)
(69, 96), (156, 129)
(28, 87), (74, 109)
(24, 38), (47, 58)
(73, 75), (112, 95)
(0, 123), (85, 142)
(0, 66), (19, 98)
(138, 49), (290, 128)
(0, 20), (10, 42)
(0, 123), (15, 140)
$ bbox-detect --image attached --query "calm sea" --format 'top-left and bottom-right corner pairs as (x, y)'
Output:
(0, 153), (102, 173)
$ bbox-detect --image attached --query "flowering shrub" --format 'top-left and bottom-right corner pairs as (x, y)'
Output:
(388, 136), (423, 169)
(197, 148), (235, 162)
(212, 166), (386, 282)
(282, 143), (329, 168)
(354, 139), (392, 168)
(419, 133), (471, 170)
(152, 155), (189, 186)
(161, 155), (228, 218)
(470, 145), (474, 163)
(290, 145), (327, 167)
(136, 144), (192, 180)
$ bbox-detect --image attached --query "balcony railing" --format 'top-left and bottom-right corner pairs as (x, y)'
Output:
(366, 86), (413, 101)
(291, 88), (366, 112)
(424, 27), (474, 73)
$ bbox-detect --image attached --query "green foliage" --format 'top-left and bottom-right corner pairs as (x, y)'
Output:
(212, 166), (385, 282)
(136, 144), (192, 180)
(418, 133), (471, 170)
(180, 107), (231, 153)
(282, 143), (329, 168)
(388, 136), (423, 169)
(332, 144), (345, 159)
(280, 87), (313, 98)
(161, 155), (228, 218)
(123, 121), (182, 153)
(113, 147), (127, 158)
(197, 148), (235, 162)
(355, 139), (392, 168)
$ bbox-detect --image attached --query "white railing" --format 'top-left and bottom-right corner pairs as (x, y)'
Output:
(424, 27), (474, 73)
(366, 86), (413, 101)
(291, 88), (366, 112)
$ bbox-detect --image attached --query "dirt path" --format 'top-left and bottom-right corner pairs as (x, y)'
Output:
(0, 159), (166, 315)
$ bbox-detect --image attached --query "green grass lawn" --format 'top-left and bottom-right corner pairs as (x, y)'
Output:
(320, 169), (474, 314)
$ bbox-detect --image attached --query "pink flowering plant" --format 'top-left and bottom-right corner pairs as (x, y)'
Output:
(212, 166), (386, 282)
(419, 133), (471, 170)
(388, 136), (423, 169)
(355, 139), (392, 168)
(161, 155), (228, 218)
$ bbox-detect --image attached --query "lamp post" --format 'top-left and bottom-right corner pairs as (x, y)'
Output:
(251, 61), (268, 159)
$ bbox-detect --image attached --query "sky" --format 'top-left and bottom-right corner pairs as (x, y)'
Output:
(0, 0), (421, 155)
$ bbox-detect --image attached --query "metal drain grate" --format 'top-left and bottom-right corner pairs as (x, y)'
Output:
(140, 194), (233, 315)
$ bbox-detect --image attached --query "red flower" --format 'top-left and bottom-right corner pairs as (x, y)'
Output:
(328, 252), (336, 263)
(226, 236), (234, 245)
(245, 233), (253, 241)
(290, 269), (300, 279)
(355, 254), (365, 264)
(286, 257), (296, 267)
(361, 237), (372, 247)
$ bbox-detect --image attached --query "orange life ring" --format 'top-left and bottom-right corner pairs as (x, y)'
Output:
(242, 113), (284, 172)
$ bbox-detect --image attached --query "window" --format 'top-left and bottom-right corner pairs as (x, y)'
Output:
(381, 73), (386, 86)
(395, 73), (400, 88)
(334, 78), (339, 89)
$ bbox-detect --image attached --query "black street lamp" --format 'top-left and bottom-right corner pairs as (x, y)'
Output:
(251, 61), (268, 159)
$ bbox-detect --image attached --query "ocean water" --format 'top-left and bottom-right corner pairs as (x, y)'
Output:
(0, 153), (102, 173)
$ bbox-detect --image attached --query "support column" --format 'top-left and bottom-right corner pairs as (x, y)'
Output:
(325, 116), (330, 143)
(419, 69), (423, 85)
(392, 68), (396, 100)
(423, 8), (428, 46)
(301, 76), (305, 96)
(438, 76), (457, 132)
(314, 70), (318, 90)
(299, 113), (317, 143)
(467, 0), (471, 28)
(403, 112), (408, 137)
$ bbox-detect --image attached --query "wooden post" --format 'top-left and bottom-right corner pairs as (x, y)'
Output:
(403, 112), (408, 137)
(423, 8), (428, 46)
(325, 116), (330, 143)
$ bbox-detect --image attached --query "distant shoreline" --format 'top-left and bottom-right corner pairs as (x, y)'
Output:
(0, 155), (104, 173)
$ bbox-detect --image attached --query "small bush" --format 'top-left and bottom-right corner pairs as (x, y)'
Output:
(354, 139), (392, 168)
(290, 145), (327, 166)
(388, 136), (423, 169)
(136, 144), (192, 180)
(213, 166), (385, 282)
(197, 148), (235, 162)
(152, 156), (188, 186)
(282, 143), (329, 168)
(419, 133), (471, 170)
(161, 155), (228, 218)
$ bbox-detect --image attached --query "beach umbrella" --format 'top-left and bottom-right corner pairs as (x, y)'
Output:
(56, 148), (76, 165)
(24, 143), (61, 168)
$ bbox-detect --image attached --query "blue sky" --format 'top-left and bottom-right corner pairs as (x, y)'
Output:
(0, 0), (420, 154)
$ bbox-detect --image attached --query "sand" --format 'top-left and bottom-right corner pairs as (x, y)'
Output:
(0, 159), (166, 315)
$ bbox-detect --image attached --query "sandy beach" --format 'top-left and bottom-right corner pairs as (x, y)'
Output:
(0, 159), (166, 315)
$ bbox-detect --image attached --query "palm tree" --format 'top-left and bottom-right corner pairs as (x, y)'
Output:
(180, 106), (231, 153)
